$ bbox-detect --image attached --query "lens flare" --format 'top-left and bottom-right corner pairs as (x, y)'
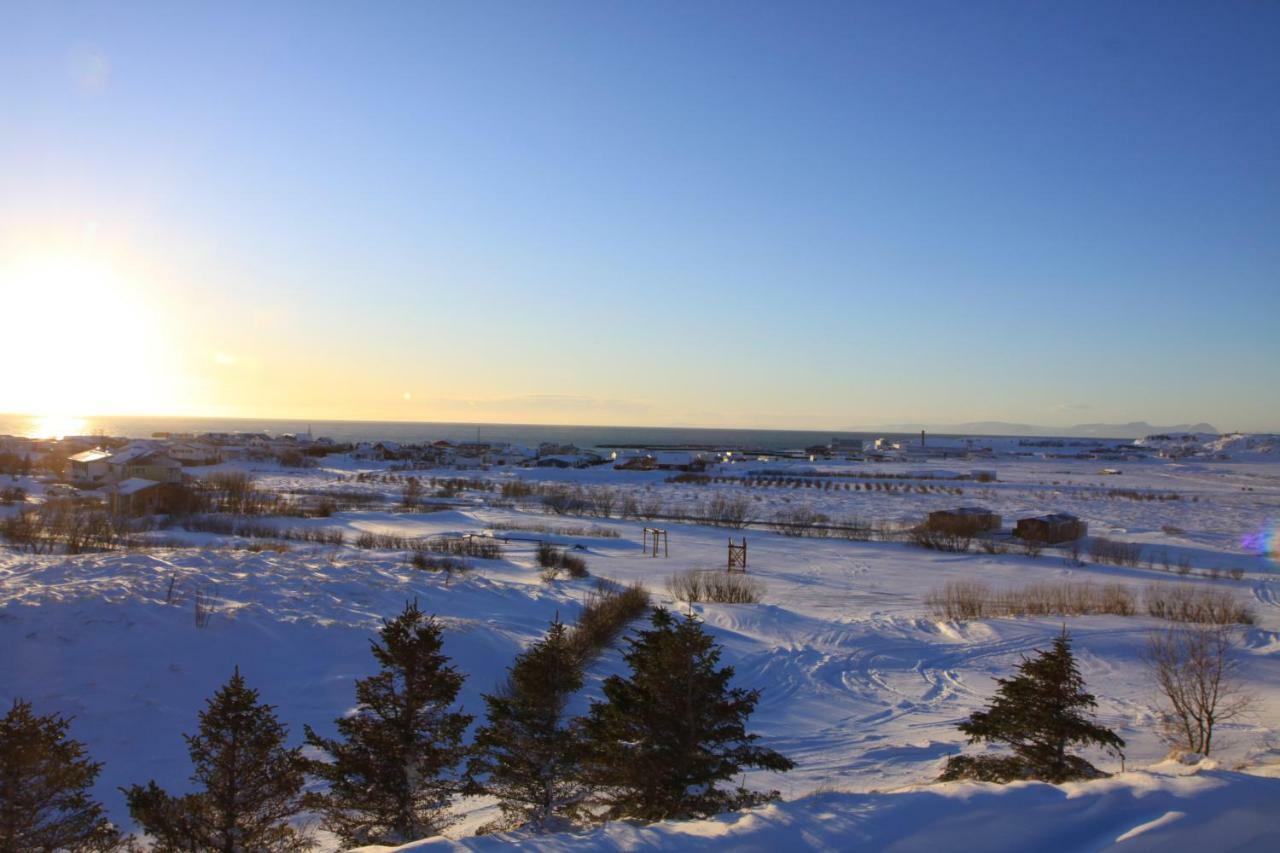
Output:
(1242, 522), (1279, 569)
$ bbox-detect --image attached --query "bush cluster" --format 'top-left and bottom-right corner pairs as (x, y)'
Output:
(536, 542), (590, 580)
(666, 570), (763, 604)
(927, 580), (1253, 625)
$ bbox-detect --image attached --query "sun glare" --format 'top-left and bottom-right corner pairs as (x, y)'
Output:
(29, 414), (88, 440)
(0, 251), (181, 419)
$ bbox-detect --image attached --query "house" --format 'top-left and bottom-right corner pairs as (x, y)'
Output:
(352, 441), (406, 461)
(1014, 513), (1087, 544)
(107, 478), (185, 516)
(103, 444), (156, 481)
(68, 449), (112, 485)
(538, 442), (580, 458)
(535, 455), (580, 469)
(927, 506), (1002, 535)
(121, 452), (184, 484)
(166, 442), (221, 466)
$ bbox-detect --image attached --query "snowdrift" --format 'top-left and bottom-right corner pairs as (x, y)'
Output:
(366, 766), (1280, 852)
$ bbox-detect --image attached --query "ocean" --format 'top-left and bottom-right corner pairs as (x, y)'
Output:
(0, 413), (928, 452)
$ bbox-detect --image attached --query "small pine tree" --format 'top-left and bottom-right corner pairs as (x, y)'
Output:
(940, 629), (1125, 783)
(123, 669), (309, 852)
(467, 616), (588, 832)
(580, 608), (794, 822)
(0, 699), (120, 852)
(305, 601), (472, 846)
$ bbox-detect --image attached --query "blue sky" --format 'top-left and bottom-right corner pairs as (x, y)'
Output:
(2, 1), (1278, 429)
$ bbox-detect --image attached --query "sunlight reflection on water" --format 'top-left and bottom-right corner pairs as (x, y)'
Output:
(25, 414), (88, 439)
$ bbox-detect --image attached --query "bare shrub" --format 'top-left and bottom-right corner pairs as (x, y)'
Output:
(536, 541), (560, 569)
(926, 580), (992, 620)
(201, 471), (269, 515)
(769, 506), (830, 537)
(558, 552), (589, 579)
(1143, 624), (1255, 756)
(666, 569), (763, 604)
(911, 526), (971, 553)
(193, 588), (214, 629)
(409, 536), (502, 560)
(1089, 538), (1144, 568)
(536, 543), (589, 580)
(500, 480), (536, 499)
(590, 488), (619, 518)
(1144, 584), (1254, 625)
(492, 521), (619, 539)
(2, 502), (121, 554)
(278, 448), (311, 468)
(838, 517), (873, 541)
(401, 476), (425, 509)
(702, 493), (752, 528)
(355, 531), (407, 550)
(245, 542), (291, 553)
(569, 580), (650, 663)
(409, 551), (467, 575)
(542, 486), (587, 516)
(927, 580), (1135, 621)
(639, 494), (665, 520)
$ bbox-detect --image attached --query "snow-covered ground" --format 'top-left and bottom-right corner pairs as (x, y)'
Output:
(2, 450), (1279, 849)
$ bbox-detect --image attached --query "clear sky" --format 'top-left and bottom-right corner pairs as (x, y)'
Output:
(2, 1), (1278, 431)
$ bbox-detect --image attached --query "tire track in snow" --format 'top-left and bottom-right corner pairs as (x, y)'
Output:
(1254, 579), (1280, 609)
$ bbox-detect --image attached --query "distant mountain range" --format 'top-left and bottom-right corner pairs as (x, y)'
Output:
(859, 421), (1220, 440)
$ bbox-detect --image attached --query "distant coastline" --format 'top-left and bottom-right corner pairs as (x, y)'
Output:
(0, 412), (1152, 451)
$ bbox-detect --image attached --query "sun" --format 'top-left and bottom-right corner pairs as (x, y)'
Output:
(0, 251), (180, 418)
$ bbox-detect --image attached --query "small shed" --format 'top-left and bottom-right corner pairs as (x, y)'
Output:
(1014, 513), (1086, 544)
(927, 506), (1001, 535)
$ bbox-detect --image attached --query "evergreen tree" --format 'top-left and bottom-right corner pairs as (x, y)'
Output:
(467, 616), (588, 832)
(305, 601), (472, 846)
(123, 669), (309, 852)
(940, 629), (1125, 783)
(580, 608), (793, 822)
(0, 699), (120, 852)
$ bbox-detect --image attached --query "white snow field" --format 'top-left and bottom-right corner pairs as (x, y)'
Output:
(2, 449), (1279, 850)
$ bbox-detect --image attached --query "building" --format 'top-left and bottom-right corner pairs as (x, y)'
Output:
(166, 442), (222, 466)
(67, 449), (112, 485)
(120, 452), (184, 484)
(107, 478), (185, 516)
(613, 451), (704, 472)
(1014, 513), (1087, 544)
(927, 506), (1001, 535)
(103, 445), (156, 482)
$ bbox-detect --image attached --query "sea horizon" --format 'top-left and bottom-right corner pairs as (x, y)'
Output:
(0, 412), (1138, 451)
